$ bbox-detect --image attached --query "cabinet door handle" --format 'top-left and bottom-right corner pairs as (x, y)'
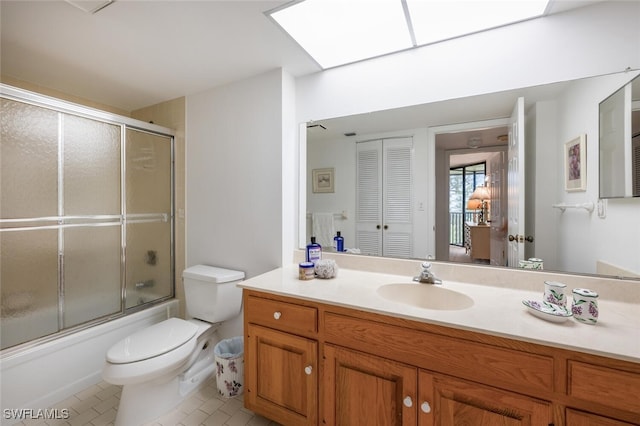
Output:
(273, 311), (281, 320)
(403, 396), (413, 408)
(304, 365), (313, 375)
(420, 401), (431, 413)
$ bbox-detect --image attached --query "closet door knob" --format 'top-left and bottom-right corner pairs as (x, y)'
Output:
(376, 225), (381, 229)
(403, 396), (413, 408)
(304, 365), (313, 375)
(421, 401), (432, 413)
(273, 311), (281, 320)
(383, 225), (388, 230)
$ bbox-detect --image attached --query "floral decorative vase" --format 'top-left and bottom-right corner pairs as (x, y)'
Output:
(544, 281), (567, 307)
(571, 288), (599, 324)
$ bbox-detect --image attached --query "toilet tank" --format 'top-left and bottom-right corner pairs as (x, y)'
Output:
(182, 265), (245, 323)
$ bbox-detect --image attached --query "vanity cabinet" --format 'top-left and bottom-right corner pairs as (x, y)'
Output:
(243, 290), (640, 426)
(420, 371), (551, 425)
(323, 344), (417, 425)
(322, 344), (550, 426)
(566, 409), (637, 426)
(244, 294), (318, 425)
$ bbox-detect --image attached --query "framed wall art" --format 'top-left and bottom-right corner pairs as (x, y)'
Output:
(564, 134), (587, 192)
(312, 168), (334, 193)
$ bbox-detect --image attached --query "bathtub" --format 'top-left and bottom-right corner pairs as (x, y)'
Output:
(0, 299), (179, 426)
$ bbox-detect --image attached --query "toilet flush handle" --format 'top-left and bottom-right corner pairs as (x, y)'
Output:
(273, 311), (282, 320)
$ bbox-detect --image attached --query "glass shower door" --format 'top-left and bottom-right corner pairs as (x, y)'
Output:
(1, 100), (63, 347)
(1, 91), (175, 351)
(124, 128), (173, 309)
(62, 114), (122, 327)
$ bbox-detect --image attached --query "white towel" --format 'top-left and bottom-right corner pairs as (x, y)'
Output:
(312, 213), (335, 249)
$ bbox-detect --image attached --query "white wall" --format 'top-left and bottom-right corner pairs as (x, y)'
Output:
(527, 100), (560, 270)
(186, 68), (294, 338)
(295, 1), (640, 123)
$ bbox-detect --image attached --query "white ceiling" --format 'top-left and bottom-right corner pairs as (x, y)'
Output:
(0, 0), (320, 112)
(0, 1), (603, 113)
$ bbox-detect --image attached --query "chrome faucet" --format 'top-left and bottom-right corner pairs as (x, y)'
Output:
(414, 262), (442, 285)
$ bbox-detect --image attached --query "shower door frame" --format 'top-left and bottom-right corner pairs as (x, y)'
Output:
(0, 84), (176, 353)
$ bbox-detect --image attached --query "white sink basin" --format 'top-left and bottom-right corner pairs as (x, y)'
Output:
(377, 283), (474, 311)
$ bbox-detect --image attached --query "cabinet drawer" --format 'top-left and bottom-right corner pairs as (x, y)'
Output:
(568, 361), (640, 415)
(324, 312), (554, 393)
(566, 408), (637, 426)
(246, 295), (317, 335)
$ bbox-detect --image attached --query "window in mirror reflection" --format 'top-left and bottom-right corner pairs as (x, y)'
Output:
(449, 162), (486, 247)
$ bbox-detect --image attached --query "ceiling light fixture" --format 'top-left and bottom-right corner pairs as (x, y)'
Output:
(406, 0), (550, 46)
(269, 0), (413, 69)
(467, 136), (482, 149)
(268, 0), (550, 69)
(65, 0), (113, 14)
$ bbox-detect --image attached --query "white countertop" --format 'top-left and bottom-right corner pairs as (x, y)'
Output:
(239, 265), (640, 364)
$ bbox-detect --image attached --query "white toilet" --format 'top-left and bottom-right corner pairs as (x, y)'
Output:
(102, 265), (244, 426)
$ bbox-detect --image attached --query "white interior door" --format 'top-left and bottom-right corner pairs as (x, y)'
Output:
(356, 138), (413, 257)
(489, 150), (507, 266)
(382, 138), (413, 258)
(507, 97), (525, 267)
(356, 140), (383, 256)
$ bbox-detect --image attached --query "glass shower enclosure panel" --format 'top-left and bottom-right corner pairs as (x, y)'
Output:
(0, 230), (59, 349)
(62, 115), (122, 327)
(124, 129), (173, 309)
(1, 87), (175, 351)
(0, 100), (60, 348)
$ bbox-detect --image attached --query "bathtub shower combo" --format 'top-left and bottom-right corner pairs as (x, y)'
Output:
(0, 83), (179, 414)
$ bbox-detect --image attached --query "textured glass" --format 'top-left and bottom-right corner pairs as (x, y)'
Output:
(63, 226), (122, 327)
(126, 129), (171, 214)
(0, 230), (59, 350)
(0, 99), (58, 219)
(125, 222), (172, 309)
(64, 114), (121, 215)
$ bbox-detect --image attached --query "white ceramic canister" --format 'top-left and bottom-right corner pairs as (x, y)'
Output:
(528, 258), (544, 270)
(518, 260), (534, 269)
(543, 281), (567, 306)
(571, 288), (599, 324)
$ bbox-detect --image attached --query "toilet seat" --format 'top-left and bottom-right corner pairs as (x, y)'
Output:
(107, 318), (198, 363)
(103, 318), (200, 385)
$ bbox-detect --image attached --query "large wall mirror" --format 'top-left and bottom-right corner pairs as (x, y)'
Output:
(302, 70), (640, 280)
(599, 74), (640, 198)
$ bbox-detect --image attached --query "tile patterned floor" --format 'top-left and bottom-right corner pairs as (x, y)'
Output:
(14, 376), (279, 426)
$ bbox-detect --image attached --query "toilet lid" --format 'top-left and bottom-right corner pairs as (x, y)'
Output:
(106, 318), (198, 364)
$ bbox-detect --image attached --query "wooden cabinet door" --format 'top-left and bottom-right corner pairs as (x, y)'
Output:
(324, 344), (417, 426)
(419, 370), (552, 426)
(245, 324), (317, 425)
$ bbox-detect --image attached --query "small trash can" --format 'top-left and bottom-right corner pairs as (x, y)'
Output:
(214, 336), (244, 398)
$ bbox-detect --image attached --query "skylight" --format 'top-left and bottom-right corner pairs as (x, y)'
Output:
(269, 0), (550, 69)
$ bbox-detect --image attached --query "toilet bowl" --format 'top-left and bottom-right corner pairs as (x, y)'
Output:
(102, 265), (244, 426)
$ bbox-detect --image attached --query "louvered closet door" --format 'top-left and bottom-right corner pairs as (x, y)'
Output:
(356, 140), (383, 256)
(383, 138), (413, 258)
(356, 138), (413, 258)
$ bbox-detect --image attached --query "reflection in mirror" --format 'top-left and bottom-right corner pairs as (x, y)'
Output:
(599, 75), (640, 198)
(304, 71), (640, 280)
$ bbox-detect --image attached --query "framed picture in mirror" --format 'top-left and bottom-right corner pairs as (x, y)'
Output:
(564, 134), (586, 192)
(312, 167), (334, 193)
